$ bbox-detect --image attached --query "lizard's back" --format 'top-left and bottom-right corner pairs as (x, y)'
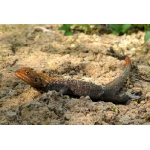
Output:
(45, 78), (104, 100)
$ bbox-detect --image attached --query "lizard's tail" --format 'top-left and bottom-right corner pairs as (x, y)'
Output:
(125, 56), (131, 66)
(105, 56), (131, 93)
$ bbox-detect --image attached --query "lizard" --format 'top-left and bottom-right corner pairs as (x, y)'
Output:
(15, 56), (131, 104)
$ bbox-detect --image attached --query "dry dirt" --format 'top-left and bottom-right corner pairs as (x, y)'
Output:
(0, 24), (150, 125)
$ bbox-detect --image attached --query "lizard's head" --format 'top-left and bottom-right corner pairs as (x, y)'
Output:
(15, 67), (49, 89)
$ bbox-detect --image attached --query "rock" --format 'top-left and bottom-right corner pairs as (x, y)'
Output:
(119, 115), (131, 125)
(137, 65), (150, 75)
(146, 92), (150, 98)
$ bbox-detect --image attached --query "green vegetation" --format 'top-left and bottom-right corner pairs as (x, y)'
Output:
(59, 24), (73, 36)
(108, 24), (131, 35)
(59, 24), (150, 42)
(144, 30), (150, 42)
(59, 24), (100, 35)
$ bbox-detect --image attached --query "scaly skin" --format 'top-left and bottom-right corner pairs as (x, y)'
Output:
(15, 57), (131, 104)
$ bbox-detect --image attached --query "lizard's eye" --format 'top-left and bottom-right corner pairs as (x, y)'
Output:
(34, 77), (39, 83)
(25, 71), (30, 75)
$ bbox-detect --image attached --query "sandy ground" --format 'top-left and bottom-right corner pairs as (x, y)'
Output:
(0, 24), (150, 124)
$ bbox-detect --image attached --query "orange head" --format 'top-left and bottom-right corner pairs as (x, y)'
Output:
(15, 67), (49, 88)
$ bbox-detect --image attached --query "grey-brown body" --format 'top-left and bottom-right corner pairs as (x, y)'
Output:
(44, 62), (131, 104)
